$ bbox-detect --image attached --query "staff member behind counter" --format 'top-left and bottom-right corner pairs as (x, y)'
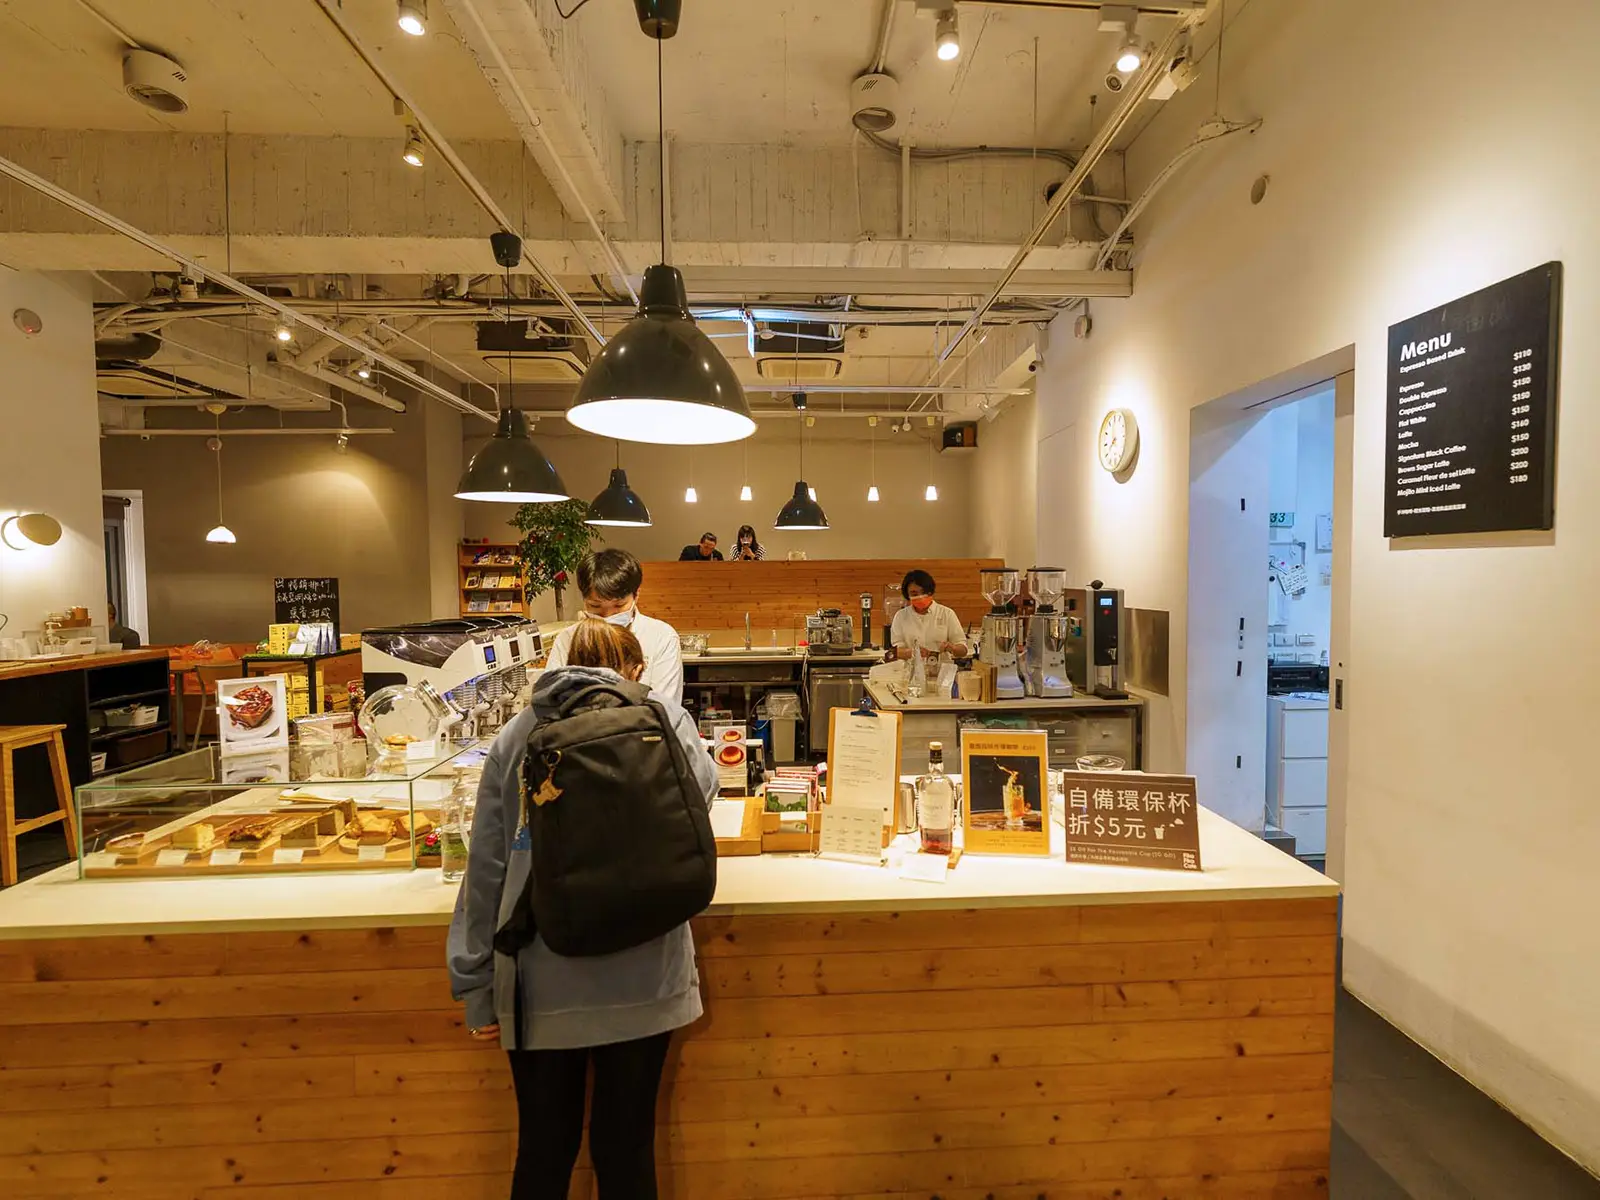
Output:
(886, 569), (970, 664)
(545, 549), (685, 699)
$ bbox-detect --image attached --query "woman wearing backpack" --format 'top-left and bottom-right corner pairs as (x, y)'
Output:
(448, 621), (718, 1199)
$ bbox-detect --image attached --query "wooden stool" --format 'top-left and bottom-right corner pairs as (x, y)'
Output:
(0, 724), (78, 887)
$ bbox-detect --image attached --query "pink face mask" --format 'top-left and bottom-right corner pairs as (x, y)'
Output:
(910, 596), (934, 614)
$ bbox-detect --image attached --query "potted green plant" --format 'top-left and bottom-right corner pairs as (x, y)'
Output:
(510, 499), (602, 620)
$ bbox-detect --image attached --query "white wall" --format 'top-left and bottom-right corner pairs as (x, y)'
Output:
(1032, 0), (1600, 1168)
(0, 269), (105, 640)
(971, 395), (1038, 569)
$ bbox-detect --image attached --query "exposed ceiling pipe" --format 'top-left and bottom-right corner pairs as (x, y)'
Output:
(94, 332), (162, 362)
(0, 150), (495, 424)
(103, 427), (395, 438)
(870, 0), (897, 73)
(280, 361), (408, 415)
(311, 0), (603, 346)
(910, 14), (1196, 404)
(1092, 117), (1262, 270)
(285, 317), (374, 370)
(744, 384), (1028, 395)
(448, 0), (639, 305)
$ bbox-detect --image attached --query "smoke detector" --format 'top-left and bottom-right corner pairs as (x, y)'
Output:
(123, 49), (189, 114)
(849, 72), (901, 135)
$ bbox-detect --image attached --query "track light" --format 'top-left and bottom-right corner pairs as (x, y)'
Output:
(935, 6), (960, 61)
(402, 127), (425, 168)
(791, 391), (807, 410)
(335, 431), (350, 454)
(397, 0), (427, 36)
(1116, 36), (1143, 74)
(355, 361), (372, 380)
(274, 322), (293, 344)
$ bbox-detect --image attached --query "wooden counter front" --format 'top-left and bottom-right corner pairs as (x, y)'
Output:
(639, 557), (1001, 632)
(0, 818), (1336, 1198)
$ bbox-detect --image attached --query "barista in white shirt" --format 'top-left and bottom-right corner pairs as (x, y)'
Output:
(543, 549), (684, 700)
(887, 569), (970, 666)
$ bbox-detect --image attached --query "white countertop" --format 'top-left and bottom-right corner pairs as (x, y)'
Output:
(0, 807), (1333, 941)
(866, 680), (1147, 713)
(683, 649), (881, 665)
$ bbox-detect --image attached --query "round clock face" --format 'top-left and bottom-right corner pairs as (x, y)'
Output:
(1098, 407), (1138, 473)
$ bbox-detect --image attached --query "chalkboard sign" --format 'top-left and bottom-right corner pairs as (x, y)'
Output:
(274, 577), (339, 633)
(1384, 262), (1562, 537)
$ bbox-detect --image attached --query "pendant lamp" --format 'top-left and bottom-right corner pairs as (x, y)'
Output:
(774, 421), (828, 530)
(204, 405), (236, 544)
(867, 415), (881, 502)
(565, 16), (755, 446)
(586, 469), (653, 527)
(456, 256), (571, 503)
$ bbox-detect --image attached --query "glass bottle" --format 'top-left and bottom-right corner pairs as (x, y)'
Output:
(915, 741), (957, 855)
(439, 785), (471, 883)
(907, 641), (926, 698)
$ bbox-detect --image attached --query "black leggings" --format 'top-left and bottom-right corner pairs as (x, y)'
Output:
(507, 1032), (672, 1200)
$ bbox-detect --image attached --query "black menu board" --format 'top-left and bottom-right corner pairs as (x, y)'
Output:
(1384, 262), (1562, 537)
(274, 577), (339, 632)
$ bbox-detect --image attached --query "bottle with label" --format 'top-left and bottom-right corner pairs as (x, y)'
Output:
(915, 741), (957, 855)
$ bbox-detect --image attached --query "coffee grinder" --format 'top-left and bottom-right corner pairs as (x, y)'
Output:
(978, 567), (1025, 699)
(1023, 567), (1074, 697)
(1088, 580), (1128, 699)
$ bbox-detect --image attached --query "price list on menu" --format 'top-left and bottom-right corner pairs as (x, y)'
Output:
(1384, 262), (1562, 538)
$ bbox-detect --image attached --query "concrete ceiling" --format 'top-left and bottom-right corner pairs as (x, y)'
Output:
(0, 1), (1230, 428)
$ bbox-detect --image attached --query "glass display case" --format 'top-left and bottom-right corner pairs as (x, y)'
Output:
(74, 739), (486, 878)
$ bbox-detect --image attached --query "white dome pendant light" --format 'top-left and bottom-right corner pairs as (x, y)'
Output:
(203, 404), (236, 544)
(565, 2), (755, 446)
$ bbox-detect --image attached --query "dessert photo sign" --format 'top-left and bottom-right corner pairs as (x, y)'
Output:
(217, 676), (289, 756)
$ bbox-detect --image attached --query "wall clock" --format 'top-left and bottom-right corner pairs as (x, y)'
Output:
(1098, 407), (1138, 473)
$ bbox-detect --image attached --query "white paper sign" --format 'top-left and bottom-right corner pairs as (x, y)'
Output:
(710, 799), (748, 840)
(83, 852), (116, 871)
(827, 710), (900, 823)
(358, 843), (389, 862)
(209, 849), (243, 867)
(818, 805), (887, 863)
(405, 739), (438, 762)
(899, 853), (951, 884)
(273, 847), (305, 865)
(156, 848), (191, 868)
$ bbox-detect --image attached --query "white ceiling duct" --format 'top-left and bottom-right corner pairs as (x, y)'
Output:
(122, 49), (189, 114)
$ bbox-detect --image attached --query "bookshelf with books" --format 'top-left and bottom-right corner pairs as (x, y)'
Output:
(460, 540), (530, 617)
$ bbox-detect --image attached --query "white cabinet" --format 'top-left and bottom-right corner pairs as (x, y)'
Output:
(1267, 695), (1328, 857)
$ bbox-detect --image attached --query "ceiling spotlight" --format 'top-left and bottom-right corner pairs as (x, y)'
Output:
(397, 0), (427, 36)
(1116, 36), (1144, 74)
(935, 6), (960, 61)
(791, 391), (808, 410)
(274, 322), (293, 343)
(335, 431), (350, 454)
(402, 127), (426, 168)
(355, 362), (372, 380)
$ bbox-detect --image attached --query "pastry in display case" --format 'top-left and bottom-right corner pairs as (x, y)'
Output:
(74, 741), (484, 878)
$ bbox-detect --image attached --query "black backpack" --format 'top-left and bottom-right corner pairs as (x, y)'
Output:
(494, 680), (717, 959)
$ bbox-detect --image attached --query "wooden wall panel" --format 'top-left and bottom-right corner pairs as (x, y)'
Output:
(636, 558), (1002, 632)
(0, 896), (1334, 1198)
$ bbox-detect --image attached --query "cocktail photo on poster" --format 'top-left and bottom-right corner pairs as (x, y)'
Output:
(960, 730), (1051, 855)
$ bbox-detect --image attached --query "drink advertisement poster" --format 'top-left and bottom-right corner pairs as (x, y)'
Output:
(960, 730), (1050, 856)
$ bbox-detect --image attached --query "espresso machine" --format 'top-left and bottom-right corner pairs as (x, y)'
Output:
(1088, 580), (1128, 699)
(1023, 567), (1074, 698)
(978, 567), (1025, 699)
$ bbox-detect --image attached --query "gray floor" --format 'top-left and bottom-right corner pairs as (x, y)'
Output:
(1333, 990), (1600, 1198)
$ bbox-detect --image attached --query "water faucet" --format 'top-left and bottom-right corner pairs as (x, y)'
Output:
(744, 611), (752, 650)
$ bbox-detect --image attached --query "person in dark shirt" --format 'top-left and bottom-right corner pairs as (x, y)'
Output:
(678, 532), (723, 561)
(108, 602), (141, 649)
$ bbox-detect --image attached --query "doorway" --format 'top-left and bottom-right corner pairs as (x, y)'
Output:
(102, 490), (148, 643)
(1185, 365), (1353, 874)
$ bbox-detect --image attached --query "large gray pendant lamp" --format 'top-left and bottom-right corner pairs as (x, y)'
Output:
(774, 420), (828, 531)
(586, 444), (653, 527)
(564, 0), (755, 447)
(455, 236), (571, 503)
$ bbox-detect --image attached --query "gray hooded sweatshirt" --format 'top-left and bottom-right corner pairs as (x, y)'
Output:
(446, 666), (719, 1050)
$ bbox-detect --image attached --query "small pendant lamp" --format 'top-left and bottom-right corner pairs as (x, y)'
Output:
(204, 404), (236, 544)
(774, 420), (828, 530)
(565, 14), (754, 446)
(586, 443), (653, 527)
